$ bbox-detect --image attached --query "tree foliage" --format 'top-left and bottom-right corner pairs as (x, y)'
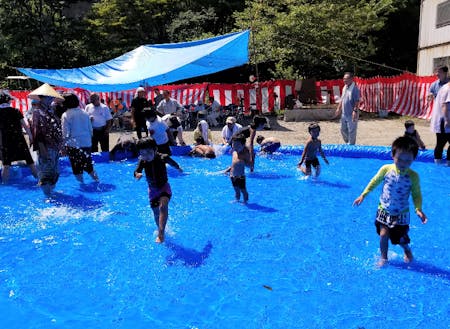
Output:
(0, 0), (419, 82)
(234, 0), (411, 79)
(0, 0), (88, 74)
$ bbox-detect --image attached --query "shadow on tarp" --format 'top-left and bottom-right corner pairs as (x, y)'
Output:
(244, 202), (278, 213)
(389, 260), (450, 281)
(48, 191), (104, 210)
(78, 181), (116, 193)
(165, 240), (213, 268)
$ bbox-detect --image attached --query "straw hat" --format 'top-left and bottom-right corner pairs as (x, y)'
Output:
(28, 83), (64, 100)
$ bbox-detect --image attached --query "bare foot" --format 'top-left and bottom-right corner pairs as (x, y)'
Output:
(404, 250), (414, 263)
(155, 234), (164, 243)
(377, 258), (388, 267)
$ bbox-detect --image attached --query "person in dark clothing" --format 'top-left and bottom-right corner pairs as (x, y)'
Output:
(404, 120), (426, 150)
(134, 137), (182, 243)
(131, 87), (152, 139)
(0, 90), (38, 183)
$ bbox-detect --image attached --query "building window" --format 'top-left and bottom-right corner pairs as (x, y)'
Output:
(436, 0), (450, 28)
(433, 56), (450, 71)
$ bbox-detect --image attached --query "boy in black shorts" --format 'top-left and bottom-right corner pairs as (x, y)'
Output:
(297, 123), (329, 177)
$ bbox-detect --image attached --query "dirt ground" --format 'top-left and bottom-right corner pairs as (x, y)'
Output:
(110, 112), (435, 148)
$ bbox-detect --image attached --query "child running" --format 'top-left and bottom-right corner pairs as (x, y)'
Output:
(353, 136), (428, 267)
(297, 122), (329, 177)
(225, 133), (253, 203)
(134, 137), (182, 243)
(404, 120), (426, 150)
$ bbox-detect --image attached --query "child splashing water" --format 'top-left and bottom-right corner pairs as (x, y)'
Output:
(297, 123), (329, 177)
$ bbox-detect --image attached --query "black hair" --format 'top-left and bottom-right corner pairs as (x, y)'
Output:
(62, 92), (79, 109)
(344, 72), (354, 78)
(256, 135), (264, 144)
(231, 133), (246, 145)
(404, 120), (415, 128)
(136, 137), (157, 150)
(308, 122), (320, 133)
(167, 115), (180, 128)
(0, 90), (12, 104)
(143, 107), (157, 118)
(391, 136), (419, 159)
(195, 136), (206, 145)
(250, 115), (266, 129)
(197, 110), (208, 119)
(438, 66), (448, 73)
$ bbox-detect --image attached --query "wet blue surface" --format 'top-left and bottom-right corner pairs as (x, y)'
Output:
(0, 152), (449, 328)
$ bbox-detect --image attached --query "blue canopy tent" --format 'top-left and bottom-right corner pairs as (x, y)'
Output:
(18, 30), (250, 92)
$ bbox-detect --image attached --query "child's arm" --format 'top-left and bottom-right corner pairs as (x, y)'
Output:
(134, 160), (144, 180)
(353, 165), (389, 206)
(163, 154), (183, 172)
(318, 140), (329, 164)
(297, 140), (311, 167)
(410, 171), (427, 223)
(415, 131), (426, 150)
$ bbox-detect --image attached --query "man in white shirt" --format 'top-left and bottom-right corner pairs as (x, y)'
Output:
(156, 90), (184, 116)
(84, 93), (113, 152)
(221, 116), (242, 145)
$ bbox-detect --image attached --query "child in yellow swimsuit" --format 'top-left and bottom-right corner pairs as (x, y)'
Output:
(353, 136), (428, 266)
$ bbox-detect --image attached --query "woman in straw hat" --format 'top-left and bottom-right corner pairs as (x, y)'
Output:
(29, 83), (64, 196)
(0, 90), (38, 183)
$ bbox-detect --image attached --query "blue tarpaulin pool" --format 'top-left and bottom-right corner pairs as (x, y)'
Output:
(0, 145), (449, 328)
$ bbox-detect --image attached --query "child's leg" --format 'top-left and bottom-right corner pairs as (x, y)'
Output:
(233, 186), (241, 200)
(300, 166), (311, 176)
(241, 187), (249, 203)
(1, 165), (10, 183)
(400, 244), (413, 263)
(28, 163), (38, 179)
(151, 206), (160, 228)
(378, 225), (390, 266)
(156, 196), (170, 243)
(314, 164), (321, 177)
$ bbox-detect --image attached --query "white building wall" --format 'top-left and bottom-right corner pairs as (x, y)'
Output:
(417, 0), (450, 75)
(417, 44), (450, 75)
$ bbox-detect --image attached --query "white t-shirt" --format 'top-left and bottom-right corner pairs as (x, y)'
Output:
(430, 83), (450, 133)
(85, 103), (112, 128)
(221, 123), (243, 143)
(146, 116), (169, 144)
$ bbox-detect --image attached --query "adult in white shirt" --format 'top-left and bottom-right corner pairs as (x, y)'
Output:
(207, 96), (221, 127)
(430, 81), (450, 165)
(221, 116), (242, 145)
(84, 93), (112, 152)
(144, 108), (174, 155)
(156, 90), (183, 116)
(61, 92), (98, 183)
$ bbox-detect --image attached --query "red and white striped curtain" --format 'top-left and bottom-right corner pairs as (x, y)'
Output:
(10, 74), (437, 119)
(316, 73), (436, 119)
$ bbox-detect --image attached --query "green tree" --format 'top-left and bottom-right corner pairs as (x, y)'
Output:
(234, 0), (406, 79)
(0, 0), (88, 76)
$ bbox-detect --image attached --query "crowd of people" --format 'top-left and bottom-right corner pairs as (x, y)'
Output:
(0, 71), (447, 259)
